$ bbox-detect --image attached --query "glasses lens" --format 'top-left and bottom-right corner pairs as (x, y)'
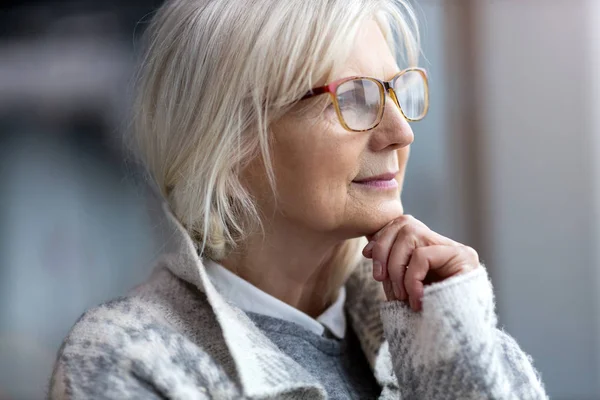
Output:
(335, 79), (382, 131)
(393, 70), (427, 120)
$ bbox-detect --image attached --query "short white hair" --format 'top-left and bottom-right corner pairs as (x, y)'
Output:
(130, 0), (420, 262)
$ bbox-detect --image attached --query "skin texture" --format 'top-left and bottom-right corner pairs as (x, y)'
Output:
(222, 19), (479, 316)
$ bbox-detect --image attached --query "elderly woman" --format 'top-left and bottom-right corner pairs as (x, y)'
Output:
(50, 0), (547, 399)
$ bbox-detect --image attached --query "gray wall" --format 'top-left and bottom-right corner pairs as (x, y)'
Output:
(406, 1), (600, 398)
(475, 1), (599, 397)
(403, 2), (454, 234)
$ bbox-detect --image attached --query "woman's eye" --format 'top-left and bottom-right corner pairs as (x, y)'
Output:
(337, 98), (351, 111)
(337, 91), (363, 109)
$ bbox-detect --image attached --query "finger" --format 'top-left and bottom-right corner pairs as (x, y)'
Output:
(363, 215), (439, 259)
(404, 245), (462, 311)
(368, 215), (429, 280)
(365, 215), (458, 282)
(362, 240), (374, 259)
(404, 247), (431, 311)
(387, 230), (458, 300)
(385, 217), (436, 301)
(386, 236), (460, 297)
(427, 229), (459, 247)
(369, 223), (402, 281)
(386, 233), (415, 301)
(382, 279), (395, 301)
(362, 218), (400, 258)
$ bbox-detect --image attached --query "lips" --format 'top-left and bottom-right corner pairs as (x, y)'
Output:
(352, 172), (398, 183)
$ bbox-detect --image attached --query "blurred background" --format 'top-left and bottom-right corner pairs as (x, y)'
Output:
(1, 0), (599, 399)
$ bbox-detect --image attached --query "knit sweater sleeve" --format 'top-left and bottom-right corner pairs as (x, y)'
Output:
(380, 266), (548, 400)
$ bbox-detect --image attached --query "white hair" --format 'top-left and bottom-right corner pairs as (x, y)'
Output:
(130, 0), (420, 266)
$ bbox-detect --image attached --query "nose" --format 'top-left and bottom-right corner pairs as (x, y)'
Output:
(368, 94), (414, 152)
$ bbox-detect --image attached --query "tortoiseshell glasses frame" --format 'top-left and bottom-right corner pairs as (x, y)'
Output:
(301, 67), (429, 132)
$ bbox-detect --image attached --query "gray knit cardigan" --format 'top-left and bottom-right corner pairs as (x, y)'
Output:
(49, 204), (548, 399)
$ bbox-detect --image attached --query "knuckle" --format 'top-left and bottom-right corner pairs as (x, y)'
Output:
(388, 218), (400, 227)
(400, 214), (416, 224)
(461, 246), (479, 262)
(411, 246), (426, 261)
(399, 222), (418, 237)
(402, 214), (427, 228)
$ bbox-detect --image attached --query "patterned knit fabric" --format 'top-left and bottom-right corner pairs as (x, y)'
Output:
(48, 203), (548, 399)
(245, 312), (380, 399)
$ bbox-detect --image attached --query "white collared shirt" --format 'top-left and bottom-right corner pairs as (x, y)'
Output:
(204, 259), (347, 339)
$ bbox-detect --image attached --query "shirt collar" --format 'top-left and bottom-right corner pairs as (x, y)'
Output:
(204, 259), (347, 339)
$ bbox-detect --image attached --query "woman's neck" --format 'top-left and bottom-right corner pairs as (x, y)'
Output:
(220, 222), (345, 318)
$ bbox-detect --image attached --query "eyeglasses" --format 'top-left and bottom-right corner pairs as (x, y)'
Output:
(301, 67), (429, 132)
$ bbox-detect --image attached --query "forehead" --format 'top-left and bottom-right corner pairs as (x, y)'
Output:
(331, 19), (399, 82)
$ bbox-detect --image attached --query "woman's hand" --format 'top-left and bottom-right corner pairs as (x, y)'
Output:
(362, 215), (479, 311)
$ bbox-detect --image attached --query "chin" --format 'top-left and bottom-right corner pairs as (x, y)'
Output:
(346, 199), (404, 238)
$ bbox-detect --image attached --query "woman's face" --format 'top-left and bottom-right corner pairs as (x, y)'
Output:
(247, 20), (414, 239)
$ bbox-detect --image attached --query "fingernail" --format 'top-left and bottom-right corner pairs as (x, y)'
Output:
(373, 260), (382, 278)
(392, 282), (401, 299)
(364, 241), (374, 253)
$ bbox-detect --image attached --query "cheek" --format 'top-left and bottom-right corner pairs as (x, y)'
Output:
(272, 132), (361, 227)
